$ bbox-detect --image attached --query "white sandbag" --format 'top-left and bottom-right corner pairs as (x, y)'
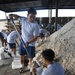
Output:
(0, 47), (5, 60)
(0, 41), (2, 47)
(12, 56), (22, 69)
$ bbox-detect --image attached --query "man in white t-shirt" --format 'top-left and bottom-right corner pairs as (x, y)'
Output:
(9, 8), (39, 73)
(32, 49), (64, 75)
(7, 29), (21, 56)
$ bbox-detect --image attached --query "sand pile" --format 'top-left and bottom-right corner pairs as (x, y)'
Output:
(35, 18), (75, 75)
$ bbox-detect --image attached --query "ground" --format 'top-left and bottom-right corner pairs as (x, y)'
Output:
(0, 53), (30, 75)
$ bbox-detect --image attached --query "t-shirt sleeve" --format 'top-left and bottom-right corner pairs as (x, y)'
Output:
(18, 16), (26, 23)
(42, 69), (54, 75)
(18, 16), (27, 30)
(33, 23), (40, 36)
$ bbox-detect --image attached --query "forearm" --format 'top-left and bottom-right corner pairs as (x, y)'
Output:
(28, 36), (38, 44)
(9, 14), (19, 19)
(24, 36), (38, 48)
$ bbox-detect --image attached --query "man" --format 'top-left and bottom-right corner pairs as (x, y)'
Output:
(9, 8), (39, 73)
(32, 49), (64, 75)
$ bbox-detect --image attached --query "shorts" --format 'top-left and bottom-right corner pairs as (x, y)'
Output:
(0, 32), (4, 38)
(19, 40), (35, 58)
(8, 43), (16, 49)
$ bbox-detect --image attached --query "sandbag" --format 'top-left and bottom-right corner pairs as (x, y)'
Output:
(12, 56), (22, 69)
(0, 47), (5, 60)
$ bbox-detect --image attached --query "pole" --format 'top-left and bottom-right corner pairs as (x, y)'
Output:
(55, 0), (58, 31)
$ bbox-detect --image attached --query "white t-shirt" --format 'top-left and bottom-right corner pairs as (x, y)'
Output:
(42, 62), (64, 75)
(7, 31), (18, 43)
(19, 17), (39, 47)
(39, 28), (50, 37)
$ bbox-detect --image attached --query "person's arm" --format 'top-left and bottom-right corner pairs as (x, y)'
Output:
(9, 14), (20, 19)
(24, 36), (38, 48)
(32, 66), (44, 75)
(32, 68), (37, 75)
(29, 36), (38, 43)
(15, 40), (19, 46)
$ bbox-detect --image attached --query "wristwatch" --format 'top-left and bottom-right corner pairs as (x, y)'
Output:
(27, 42), (29, 45)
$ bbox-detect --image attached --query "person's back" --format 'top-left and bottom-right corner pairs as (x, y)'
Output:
(7, 30), (20, 56)
(42, 62), (64, 75)
(7, 30), (18, 43)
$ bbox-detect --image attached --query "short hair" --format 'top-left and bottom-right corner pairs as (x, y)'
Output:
(39, 33), (45, 38)
(28, 8), (37, 15)
(41, 49), (55, 61)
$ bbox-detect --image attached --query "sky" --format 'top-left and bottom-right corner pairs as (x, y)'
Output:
(1, 9), (75, 19)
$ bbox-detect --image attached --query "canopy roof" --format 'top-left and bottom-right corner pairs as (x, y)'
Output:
(0, 0), (75, 12)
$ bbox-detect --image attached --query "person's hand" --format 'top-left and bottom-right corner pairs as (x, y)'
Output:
(32, 68), (36, 75)
(9, 14), (19, 19)
(23, 42), (29, 48)
(9, 14), (13, 19)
